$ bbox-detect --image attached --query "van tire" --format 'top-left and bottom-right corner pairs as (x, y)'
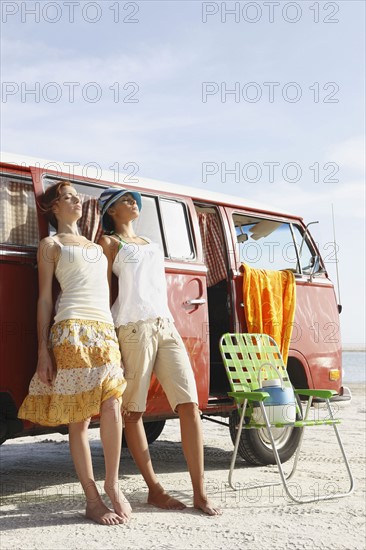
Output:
(0, 393), (24, 445)
(143, 420), (166, 444)
(229, 398), (303, 466)
(122, 420), (166, 447)
(0, 415), (7, 445)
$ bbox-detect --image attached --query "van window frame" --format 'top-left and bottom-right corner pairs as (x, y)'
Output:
(0, 171), (39, 250)
(42, 174), (106, 197)
(42, 175), (196, 262)
(231, 210), (319, 275)
(158, 195), (196, 261)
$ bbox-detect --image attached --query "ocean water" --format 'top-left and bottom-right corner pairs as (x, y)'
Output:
(342, 351), (366, 383)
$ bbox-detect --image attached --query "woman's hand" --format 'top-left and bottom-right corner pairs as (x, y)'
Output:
(37, 349), (55, 386)
(36, 237), (57, 387)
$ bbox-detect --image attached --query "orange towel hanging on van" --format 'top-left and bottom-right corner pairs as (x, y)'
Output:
(242, 264), (296, 364)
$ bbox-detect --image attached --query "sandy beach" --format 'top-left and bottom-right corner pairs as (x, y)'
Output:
(1, 383), (365, 550)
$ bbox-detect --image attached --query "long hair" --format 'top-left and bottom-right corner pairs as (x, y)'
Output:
(39, 180), (74, 230)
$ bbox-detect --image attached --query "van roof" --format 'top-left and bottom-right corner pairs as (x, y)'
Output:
(1, 151), (300, 220)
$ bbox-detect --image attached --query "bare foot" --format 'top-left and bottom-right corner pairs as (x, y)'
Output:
(148, 484), (186, 510)
(194, 496), (222, 516)
(104, 482), (132, 522)
(85, 499), (125, 525)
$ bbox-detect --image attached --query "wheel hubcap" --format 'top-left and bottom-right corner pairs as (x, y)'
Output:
(257, 426), (293, 451)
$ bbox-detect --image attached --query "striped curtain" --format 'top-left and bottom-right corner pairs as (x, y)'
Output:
(198, 212), (227, 287)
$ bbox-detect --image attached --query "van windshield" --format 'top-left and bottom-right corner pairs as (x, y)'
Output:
(233, 214), (316, 274)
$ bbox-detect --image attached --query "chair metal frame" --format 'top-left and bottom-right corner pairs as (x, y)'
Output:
(219, 332), (354, 504)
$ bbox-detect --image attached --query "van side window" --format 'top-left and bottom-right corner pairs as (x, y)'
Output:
(0, 176), (38, 247)
(233, 213), (314, 273)
(43, 177), (166, 249)
(133, 195), (164, 251)
(43, 177), (104, 242)
(292, 224), (318, 274)
(160, 199), (194, 260)
(43, 177), (192, 259)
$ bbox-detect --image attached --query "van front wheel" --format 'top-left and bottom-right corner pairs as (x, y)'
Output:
(229, 409), (303, 466)
(122, 419), (166, 448)
(143, 420), (166, 444)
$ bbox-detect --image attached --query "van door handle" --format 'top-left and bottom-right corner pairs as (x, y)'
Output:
(185, 299), (206, 306)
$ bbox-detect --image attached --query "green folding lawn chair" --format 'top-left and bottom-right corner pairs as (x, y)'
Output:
(219, 332), (354, 504)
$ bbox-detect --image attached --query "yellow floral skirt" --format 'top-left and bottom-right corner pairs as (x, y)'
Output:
(18, 319), (126, 426)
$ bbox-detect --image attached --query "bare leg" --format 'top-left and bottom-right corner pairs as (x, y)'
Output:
(100, 397), (132, 522)
(68, 420), (123, 525)
(123, 412), (186, 509)
(177, 402), (221, 516)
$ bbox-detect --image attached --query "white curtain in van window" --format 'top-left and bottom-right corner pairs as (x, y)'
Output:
(0, 178), (38, 247)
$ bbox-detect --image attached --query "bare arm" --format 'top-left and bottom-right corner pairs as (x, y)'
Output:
(36, 238), (57, 386)
(98, 235), (119, 306)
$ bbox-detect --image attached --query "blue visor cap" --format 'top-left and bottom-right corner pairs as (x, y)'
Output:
(99, 187), (142, 231)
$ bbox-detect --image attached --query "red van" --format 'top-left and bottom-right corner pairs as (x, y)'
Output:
(0, 154), (351, 465)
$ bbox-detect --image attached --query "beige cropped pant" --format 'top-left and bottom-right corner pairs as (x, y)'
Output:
(116, 317), (198, 413)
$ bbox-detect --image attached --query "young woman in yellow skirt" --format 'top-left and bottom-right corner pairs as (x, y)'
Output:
(18, 181), (131, 525)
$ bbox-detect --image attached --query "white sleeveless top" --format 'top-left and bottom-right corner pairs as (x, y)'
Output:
(111, 239), (173, 327)
(53, 240), (113, 324)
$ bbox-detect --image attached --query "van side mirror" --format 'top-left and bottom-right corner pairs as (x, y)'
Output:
(309, 255), (326, 281)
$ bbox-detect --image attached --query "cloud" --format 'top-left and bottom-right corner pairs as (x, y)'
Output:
(325, 136), (365, 173)
(247, 180), (365, 220)
(1, 37), (191, 85)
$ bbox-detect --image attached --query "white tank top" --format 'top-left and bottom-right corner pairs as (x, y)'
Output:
(53, 240), (113, 324)
(111, 239), (173, 327)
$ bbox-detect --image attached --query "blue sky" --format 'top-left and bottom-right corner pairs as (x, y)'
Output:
(1, 0), (365, 344)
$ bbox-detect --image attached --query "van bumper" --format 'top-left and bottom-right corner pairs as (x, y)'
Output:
(332, 385), (352, 402)
(313, 385), (352, 405)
